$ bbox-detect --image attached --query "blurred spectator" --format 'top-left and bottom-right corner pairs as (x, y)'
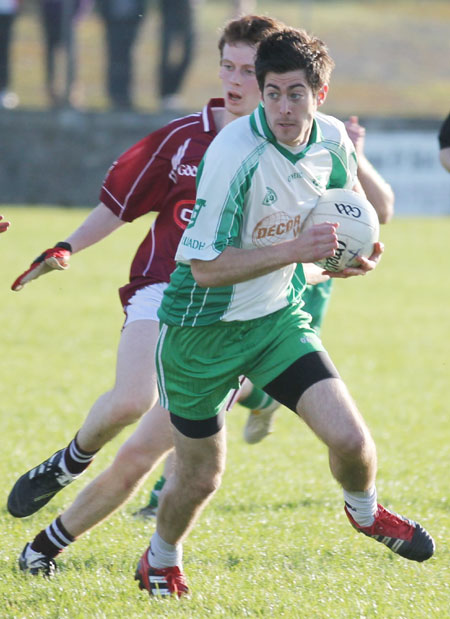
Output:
(438, 113), (450, 173)
(96, 0), (146, 111)
(232, 0), (257, 18)
(159, 0), (196, 111)
(0, 0), (20, 109)
(39, 0), (92, 108)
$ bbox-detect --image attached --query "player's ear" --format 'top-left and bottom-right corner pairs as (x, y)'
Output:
(317, 84), (328, 107)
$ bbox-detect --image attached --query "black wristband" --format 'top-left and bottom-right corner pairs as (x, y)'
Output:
(55, 241), (73, 253)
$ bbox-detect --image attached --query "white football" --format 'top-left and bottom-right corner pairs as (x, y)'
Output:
(302, 188), (380, 272)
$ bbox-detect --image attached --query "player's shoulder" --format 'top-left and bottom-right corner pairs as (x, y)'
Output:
(315, 111), (348, 142)
(149, 111), (206, 144)
(117, 111), (207, 164)
(207, 115), (256, 156)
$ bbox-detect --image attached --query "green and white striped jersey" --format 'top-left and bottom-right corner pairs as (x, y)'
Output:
(158, 104), (357, 326)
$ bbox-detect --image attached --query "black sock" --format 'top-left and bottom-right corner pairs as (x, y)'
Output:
(62, 433), (98, 475)
(31, 516), (75, 558)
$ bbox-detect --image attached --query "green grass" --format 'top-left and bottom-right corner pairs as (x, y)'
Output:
(0, 207), (449, 617)
(10, 1), (450, 118)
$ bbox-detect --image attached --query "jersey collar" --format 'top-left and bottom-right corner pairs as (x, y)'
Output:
(250, 103), (323, 164)
(203, 98), (225, 135)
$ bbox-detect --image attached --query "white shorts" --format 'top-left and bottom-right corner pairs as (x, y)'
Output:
(123, 282), (169, 327)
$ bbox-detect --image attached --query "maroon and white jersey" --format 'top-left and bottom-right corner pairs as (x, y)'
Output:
(100, 98), (224, 308)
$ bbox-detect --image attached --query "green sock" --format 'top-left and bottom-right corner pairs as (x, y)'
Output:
(148, 475), (166, 509)
(239, 387), (274, 411)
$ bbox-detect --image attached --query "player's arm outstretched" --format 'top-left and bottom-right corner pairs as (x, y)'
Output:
(345, 116), (394, 224)
(11, 203), (124, 291)
(0, 214), (11, 233)
(438, 113), (450, 173)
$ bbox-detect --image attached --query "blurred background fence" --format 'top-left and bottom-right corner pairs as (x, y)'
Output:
(0, 1), (449, 212)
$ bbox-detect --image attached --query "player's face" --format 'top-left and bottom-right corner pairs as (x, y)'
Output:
(219, 43), (261, 117)
(262, 70), (327, 146)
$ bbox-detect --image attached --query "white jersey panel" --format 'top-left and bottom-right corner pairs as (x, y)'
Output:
(167, 107), (356, 323)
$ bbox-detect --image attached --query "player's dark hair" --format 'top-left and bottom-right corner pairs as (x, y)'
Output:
(218, 15), (285, 57)
(255, 28), (335, 94)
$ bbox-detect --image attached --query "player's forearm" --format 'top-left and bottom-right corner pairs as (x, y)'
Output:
(303, 263), (329, 285)
(191, 244), (295, 288)
(357, 155), (394, 224)
(191, 223), (338, 288)
(64, 203), (125, 254)
(439, 147), (450, 173)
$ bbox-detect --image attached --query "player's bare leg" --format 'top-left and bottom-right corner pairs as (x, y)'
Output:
(77, 319), (160, 451)
(18, 402), (175, 575)
(296, 377), (434, 562)
(296, 377), (377, 491)
(60, 404), (174, 536)
(157, 425), (227, 544)
(132, 448), (175, 519)
(135, 424), (226, 596)
(8, 319), (160, 518)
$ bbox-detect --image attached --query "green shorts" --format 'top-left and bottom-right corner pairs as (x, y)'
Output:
(156, 304), (325, 421)
(302, 280), (333, 335)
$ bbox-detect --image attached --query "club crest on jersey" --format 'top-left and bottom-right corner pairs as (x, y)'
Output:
(311, 177), (325, 189)
(174, 199), (195, 229)
(169, 138), (193, 182)
(262, 186), (278, 206)
(186, 199), (206, 229)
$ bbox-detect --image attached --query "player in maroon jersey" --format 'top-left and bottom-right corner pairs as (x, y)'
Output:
(0, 214), (10, 232)
(9, 15), (287, 576)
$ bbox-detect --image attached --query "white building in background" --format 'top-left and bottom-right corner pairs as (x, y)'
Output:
(364, 130), (450, 216)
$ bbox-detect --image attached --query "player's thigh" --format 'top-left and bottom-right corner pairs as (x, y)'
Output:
(297, 377), (371, 452)
(171, 423), (227, 484)
(114, 319), (160, 399)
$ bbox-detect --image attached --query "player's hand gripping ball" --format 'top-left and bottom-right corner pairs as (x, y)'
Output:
(302, 188), (379, 272)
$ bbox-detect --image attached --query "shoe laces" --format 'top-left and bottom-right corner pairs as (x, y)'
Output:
(371, 506), (413, 537)
(29, 452), (73, 486)
(163, 566), (188, 595)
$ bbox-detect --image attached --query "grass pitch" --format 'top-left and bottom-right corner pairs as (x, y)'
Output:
(0, 207), (449, 618)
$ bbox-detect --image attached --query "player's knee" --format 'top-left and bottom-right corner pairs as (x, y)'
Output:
(186, 469), (223, 501)
(119, 439), (169, 477)
(111, 448), (155, 492)
(109, 391), (155, 426)
(336, 426), (374, 461)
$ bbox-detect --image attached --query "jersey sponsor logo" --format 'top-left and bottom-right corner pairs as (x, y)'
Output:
(169, 138), (192, 182)
(174, 199), (195, 230)
(177, 164), (198, 177)
(335, 202), (362, 218)
(300, 335), (315, 344)
(288, 172), (303, 182)
(262, 186), (278, 206)
(253, 211), (301, 247)
(181, 235), (206, 250)
(187, 198), (206, 229)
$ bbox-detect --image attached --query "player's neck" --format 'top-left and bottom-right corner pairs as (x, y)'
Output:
(222, 109), (246, 130)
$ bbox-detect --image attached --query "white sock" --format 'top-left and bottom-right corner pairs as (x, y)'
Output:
(343, 486), (377, 527)
(148, 531), (182, 569)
